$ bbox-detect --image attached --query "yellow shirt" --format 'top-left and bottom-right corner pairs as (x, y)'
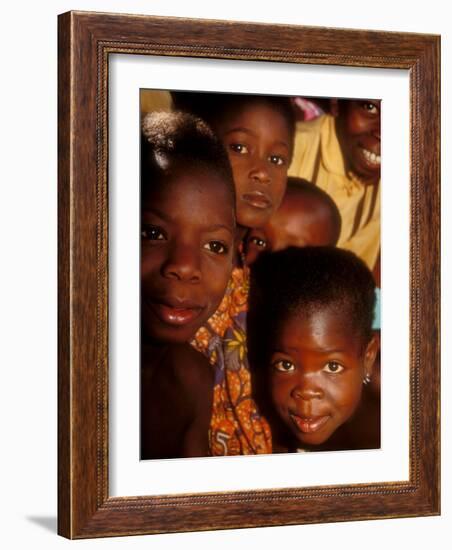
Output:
(289, 114), (380, 270)
(140, 90), (172, 116)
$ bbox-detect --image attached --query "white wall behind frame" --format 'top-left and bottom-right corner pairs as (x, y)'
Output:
(0, 0), (449, 549)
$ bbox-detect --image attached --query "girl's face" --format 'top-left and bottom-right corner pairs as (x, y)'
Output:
(268, 306), (377, 448)
(215, 101), (292, 229)
(336, 99), (381, 185)
(141, 165), (235, 344)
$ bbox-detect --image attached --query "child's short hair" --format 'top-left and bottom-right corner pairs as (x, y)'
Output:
(141, 110), (235, 201)
(171, 91), (296, 155)
(249, 246), (376, 348)
(286, 177), (342, 245)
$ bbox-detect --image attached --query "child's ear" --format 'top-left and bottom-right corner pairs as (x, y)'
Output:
(363, 333), (379, 379)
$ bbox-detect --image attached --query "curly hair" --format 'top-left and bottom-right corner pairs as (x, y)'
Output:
(141, 110), (235, 203)
(249, 246), (376, 353)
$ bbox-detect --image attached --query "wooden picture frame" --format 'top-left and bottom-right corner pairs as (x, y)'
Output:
(58, 10), (440, 539)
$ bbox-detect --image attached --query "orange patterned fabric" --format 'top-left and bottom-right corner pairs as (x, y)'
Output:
(191, 266), (272, 455)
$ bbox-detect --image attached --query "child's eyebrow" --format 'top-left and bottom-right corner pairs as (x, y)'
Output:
(205, 224), (235, 236)
(315, 347), (349, 354)
(223, 126), (257, 139)
(271, 348), (296, 355)
(272, 346), (349, 354)
(142, 207), (234, 235)
(141, 206), (171, 223)
(224, 127), (290, 150)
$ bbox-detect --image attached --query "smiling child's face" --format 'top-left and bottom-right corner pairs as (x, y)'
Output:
(215, 100), (292, 229)
(245, 193), (336, 265)
(269, 305), (377, 448)
(336, 99), (381, 185)
(141, 164), (235, 344)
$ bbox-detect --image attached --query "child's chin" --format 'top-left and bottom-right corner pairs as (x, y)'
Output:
(145, 324), (198, 345)
(238, 205), (273, 230)
(297, 434), (328, 448)
(291, 427), (333, 449)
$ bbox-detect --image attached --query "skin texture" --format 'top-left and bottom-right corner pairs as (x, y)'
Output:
(269, 306), (378, 450)
(141, 164), (235, 344)
(335, 99), (381, 186)
(214, 100), (292, 229)
(141, 343), (214, 459)
(245, 190), (338, 265)
(140, 164), (235, 458)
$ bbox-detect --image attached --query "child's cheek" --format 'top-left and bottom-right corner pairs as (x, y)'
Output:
(140, 248), (162, 280)
(270, 375), (292, 411)
(347, 111), (369, 136)
(229, 157), (250, 183)
(207, 262), (233, 308)
(326, 376), (363, 410)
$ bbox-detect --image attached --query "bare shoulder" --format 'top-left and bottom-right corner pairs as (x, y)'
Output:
(165, 344), (214, 394)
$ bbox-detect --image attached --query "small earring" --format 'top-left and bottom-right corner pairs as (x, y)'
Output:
(363, 374), (371, 385)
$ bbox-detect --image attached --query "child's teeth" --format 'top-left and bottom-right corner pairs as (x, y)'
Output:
(362, 148), (381, 165)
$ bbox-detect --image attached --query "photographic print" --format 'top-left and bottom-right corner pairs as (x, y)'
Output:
(58, 11), (439, 538)
(139, 90), (381, 460)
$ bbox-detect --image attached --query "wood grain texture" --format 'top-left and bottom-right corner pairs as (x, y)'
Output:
(57, 10), (72, 538)
(57, 10), (440, 539)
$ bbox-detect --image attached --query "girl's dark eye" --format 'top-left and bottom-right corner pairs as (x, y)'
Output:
(229, 143), (248, 154)
(204, 241), (228, 255)
(249, 236), (267, 249)
(272, 359), (295, 373)
(322, 361), (344, 374)
(141, 225), (165, 241)
(269, 154), (286, 166)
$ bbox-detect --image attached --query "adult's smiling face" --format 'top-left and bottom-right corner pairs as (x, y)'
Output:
(336, 99), (381, 186)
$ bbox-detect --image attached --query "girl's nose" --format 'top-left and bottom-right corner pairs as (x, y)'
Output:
(249, 158), (270, 184)
(291, 375), (323, 400)
(161, 243), (201, 283)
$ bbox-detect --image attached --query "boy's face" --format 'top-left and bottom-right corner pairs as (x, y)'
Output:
(268, 306), (377, 448)
(141, 165), (235, 344)
(245, 195), (335, 265)
(336, 99), (381, 185)
(215, 101), (292, 229)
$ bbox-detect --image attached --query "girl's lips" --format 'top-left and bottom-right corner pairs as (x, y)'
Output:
(290, 413), (330, 434)
(241, 192), (272, 209)
(150, 301), (204, 326)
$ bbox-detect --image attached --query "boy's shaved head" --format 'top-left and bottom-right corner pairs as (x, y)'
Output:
(245, 177), (341, 265)
(141, 110), (235, 203)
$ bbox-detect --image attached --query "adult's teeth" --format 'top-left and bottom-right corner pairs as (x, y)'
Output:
(362, 148), (381, 165)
